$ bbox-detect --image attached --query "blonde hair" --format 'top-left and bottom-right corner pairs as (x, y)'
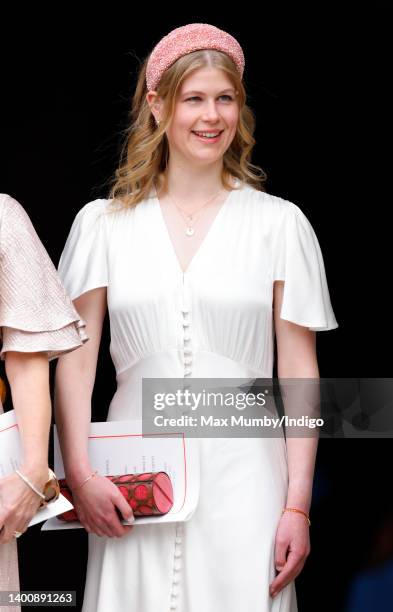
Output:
(107, 49), (267, 208)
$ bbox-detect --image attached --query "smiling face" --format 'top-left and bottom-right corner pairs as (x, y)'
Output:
(150, 67), (240, 169)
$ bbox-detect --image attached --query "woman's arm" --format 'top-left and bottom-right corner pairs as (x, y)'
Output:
(54, 288), (106, 487)
(54, 287), (133, 537)
(6, 352), (51, 475)
(269, 280), (317, 597)
(274, 281), (320, 515)
(0, 353), (51, 543)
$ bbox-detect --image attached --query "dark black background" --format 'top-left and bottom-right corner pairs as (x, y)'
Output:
(1, 7), (390, 612)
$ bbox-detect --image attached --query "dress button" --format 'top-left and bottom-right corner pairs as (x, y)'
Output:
(174, 549), (182, 558)
(171, 586), (180, 597)
(184, 357), (192, 365)
(172, 575), (180, 585)
(182, 321), (190, 328)
(183, 333), (191, 341)
(174, 560), (182, 571)
(183, 347), (192, 355)
(181, 306), (189, 314)
(170, 604), (178, 610)
(175, 536), (182, 544)
(184, 370), (192, 377)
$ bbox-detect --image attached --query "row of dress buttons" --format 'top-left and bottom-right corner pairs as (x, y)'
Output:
(171, 277), (195, 606)
(181, 304), (192, 379)
(171, 285), (188, 607)
(170, 523), (183, 610)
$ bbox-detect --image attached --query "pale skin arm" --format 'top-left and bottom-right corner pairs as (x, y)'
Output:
(54, 287), (134, 537)
(269, 280), (318, 598)
(0, 353), (51, 543)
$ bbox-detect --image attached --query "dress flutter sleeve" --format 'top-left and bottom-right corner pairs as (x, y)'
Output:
(57, 199), (108, 301)
(0, 194), (88, 360)
(272, 200), (339, 331)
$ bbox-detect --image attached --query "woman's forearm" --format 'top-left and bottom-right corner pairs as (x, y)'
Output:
(285, 437), (318, 513)
(5, 352), (51, 471)
(54, 288), (108, 488)
(283, 377), (320, 513)
(278, 348), (320, 515)
(54, 354), (94, 488)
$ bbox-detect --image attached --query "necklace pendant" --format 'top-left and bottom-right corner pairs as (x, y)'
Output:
(186, 226), (195, 237)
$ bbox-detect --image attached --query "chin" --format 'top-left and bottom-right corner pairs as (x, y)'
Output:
(190, 153), (223, 163)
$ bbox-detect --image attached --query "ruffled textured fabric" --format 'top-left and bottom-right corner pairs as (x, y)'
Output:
(0, 541), (20, 612)
(0, 194), (89, 608)
(0, 194), (88, 360)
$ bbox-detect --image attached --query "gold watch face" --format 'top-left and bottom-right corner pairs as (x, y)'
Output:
(43, 474), (61, 504)
(0, 376), (7, 404)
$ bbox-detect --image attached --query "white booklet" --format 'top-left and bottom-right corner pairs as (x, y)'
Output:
(42, 419), (200, 530)
(0, 409), (73, 527)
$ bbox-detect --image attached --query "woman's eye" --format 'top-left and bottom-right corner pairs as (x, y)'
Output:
(186, 95), (233, 102)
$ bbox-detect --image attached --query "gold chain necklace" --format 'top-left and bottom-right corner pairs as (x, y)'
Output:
(167, 187), (223, 236)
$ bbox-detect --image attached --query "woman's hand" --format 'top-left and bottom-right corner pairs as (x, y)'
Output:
(0, 465), (48, 544)
(70, 474), (134, 538)
(269, 511), (311, 598)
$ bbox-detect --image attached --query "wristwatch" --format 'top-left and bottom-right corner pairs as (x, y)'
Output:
(39, 468), (61, 508)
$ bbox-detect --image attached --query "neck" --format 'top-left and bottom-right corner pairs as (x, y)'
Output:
(158, 161), (230, 203)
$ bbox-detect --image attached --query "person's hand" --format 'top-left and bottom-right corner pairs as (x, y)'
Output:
(0, 466), (48, 543)
(269, 511), (311, 599)
(70, 474), (134, 537)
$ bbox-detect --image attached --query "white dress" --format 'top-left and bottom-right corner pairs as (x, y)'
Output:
(58, 180), (338, 612)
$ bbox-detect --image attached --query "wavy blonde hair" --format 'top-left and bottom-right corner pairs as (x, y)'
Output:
(107, 48), (267, 208)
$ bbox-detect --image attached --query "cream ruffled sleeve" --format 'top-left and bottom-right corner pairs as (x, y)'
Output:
(0, 194), (88, 360)
(272, 199), (339, 331)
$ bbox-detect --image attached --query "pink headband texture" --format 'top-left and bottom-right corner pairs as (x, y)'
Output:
(146, 23), (245, 91)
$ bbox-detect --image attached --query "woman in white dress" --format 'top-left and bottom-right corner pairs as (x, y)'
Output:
(54, 23), (338, 612)
(0, 193), (87, 612)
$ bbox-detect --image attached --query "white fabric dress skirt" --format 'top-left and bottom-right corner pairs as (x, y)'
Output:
(58, 181), (338, 612)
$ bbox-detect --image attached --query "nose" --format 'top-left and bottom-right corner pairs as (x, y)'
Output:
(201, 99), (220, 122)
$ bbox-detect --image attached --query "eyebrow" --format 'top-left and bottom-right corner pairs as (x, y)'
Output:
(182, 88), (236, 96)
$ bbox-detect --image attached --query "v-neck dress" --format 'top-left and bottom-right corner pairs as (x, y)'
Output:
(58, 180), (338, 612)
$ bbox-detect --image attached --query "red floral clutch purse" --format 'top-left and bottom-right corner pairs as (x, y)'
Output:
(58, 472), (174, 521)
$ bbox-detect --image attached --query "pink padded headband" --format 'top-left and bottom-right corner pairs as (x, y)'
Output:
(146, 23), (245, 92)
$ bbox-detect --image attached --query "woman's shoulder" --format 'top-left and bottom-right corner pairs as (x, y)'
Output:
(0, 193), (18, 209)
(67, 198), (118, 237)
(73, 196), (139, 223)
(74, 197), (111, 219)
(240, 183), (302, 227)
(0, 193), (30, 223)
(242, 183), (297, 210)
(0, 194), (44, 246)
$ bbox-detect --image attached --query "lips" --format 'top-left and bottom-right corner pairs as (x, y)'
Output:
(191, 130), (224, 143)
(192, 130), (224, 137)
